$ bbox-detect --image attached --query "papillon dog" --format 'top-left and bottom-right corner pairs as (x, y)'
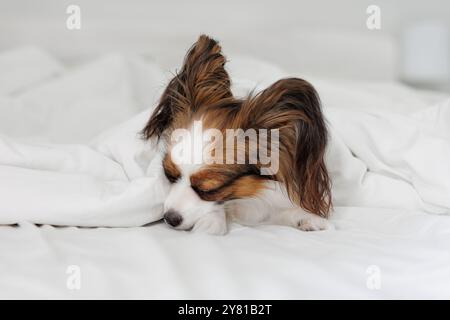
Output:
(142, 35), (332, 235)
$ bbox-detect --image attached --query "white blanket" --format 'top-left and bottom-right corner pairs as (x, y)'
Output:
(0, 47), (449, 299)
(0, 47), (449, 226)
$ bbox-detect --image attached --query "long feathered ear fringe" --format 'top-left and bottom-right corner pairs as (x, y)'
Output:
(141, 35), (232, 141)
(235, 78), (332, 217)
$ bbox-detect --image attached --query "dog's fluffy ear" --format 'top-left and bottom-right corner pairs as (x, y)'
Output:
(142, 35), (232, 141)
(237, 78), (332, 217)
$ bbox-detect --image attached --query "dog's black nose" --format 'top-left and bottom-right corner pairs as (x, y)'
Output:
(163, 210), (182, 227)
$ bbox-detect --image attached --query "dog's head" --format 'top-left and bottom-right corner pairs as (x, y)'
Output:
(142, 35), (331, 230)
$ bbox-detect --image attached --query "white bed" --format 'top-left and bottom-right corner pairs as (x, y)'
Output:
(0, 46), (449, 299)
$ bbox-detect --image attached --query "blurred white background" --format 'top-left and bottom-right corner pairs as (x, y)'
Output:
(0, 0), (449, 85)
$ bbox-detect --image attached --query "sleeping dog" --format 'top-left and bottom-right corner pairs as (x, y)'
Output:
(142, 35), (332, 234)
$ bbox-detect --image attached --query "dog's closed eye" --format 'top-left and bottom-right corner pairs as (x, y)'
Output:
(191, 184), (217, 196)
(164, 168), (180, 184)
(190, 168), (265, 202)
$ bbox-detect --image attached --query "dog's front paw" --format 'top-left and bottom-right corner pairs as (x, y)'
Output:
(192, 213), (227, 235)
(296, 213), (334, 231)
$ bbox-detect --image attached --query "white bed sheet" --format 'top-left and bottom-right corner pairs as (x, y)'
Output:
(0, 47), (449, 299)
(1, 207), (450, 299)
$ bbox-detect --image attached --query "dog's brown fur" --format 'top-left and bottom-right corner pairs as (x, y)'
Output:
(142, 35), (332, 217)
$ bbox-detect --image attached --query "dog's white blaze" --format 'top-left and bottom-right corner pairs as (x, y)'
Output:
(171, 120), (215, 166)
(170, 120), (279, 173)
